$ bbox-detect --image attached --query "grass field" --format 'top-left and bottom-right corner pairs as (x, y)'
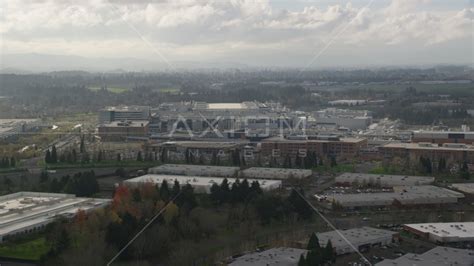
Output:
(158, 88), (180, 94)
(313, 163), (355, 174)
(88, 86), (129, 93)
(0, 236), (51, 260)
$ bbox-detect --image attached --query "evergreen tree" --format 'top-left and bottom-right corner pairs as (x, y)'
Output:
(49, 178), (62, 193)
(460, 161), (470, 180)
(160, 148), (167, 163)
(56, 229), (71, 254)
(240, 179), (251, 200)
(45, 150), (52, 164)
(172, 180), (181, 197)
(0, 158), (6, 168)
(179, 183), (197, 211)
(297, 254), (306, 266)
(51, 145), (58, 163)
(210, 183), (222, 204)
(305, 249), (323, 266)
(426, 158), (432, 173)
(323, 239), (335, 262)
(97, 150), (102, 162)
(220, 178), (230, 203)
(438, 157), (446, 173)
(288, 189), (312, 220)
(185, 148), (190, 163)
(136, 151), (143, 162)
(132, 188), (141, 202)
(40, 171), (49, 183)
(250, 181), (263, 196)
(160, 180), (170, 201)
(72, 149), (77, 163)
(230, 179), (241, 203)
(80, 135), (85, 153)
(211, 151), (217, 165)
(307, 233), (321, 250)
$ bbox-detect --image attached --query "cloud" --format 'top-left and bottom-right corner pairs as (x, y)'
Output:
(1, 0), (471, 66)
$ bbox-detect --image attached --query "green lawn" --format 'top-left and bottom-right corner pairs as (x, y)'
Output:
(0, 236), (51, 260)
(158, 88), (180, 94)
(313, 163), (355, 174)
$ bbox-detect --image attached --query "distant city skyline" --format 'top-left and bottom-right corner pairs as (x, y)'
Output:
(1, 0), (472, 71)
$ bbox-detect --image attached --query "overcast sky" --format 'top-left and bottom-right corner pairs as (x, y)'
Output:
(1, 0), (473, 68)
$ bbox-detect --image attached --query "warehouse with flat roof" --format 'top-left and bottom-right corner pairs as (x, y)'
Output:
(314, 227), (397, 255)
(240, 167), (312, 180)
(404, 222), (474, 244)
(148, 164), (240, 177)
(335, 173), (434, 187)
(124, 174), (281, 193)
(228, 247), (307, 266)
(450, 183), (474, 195)
(376, 246), (474, 266)
(326, 185), (464, 209)
(413, 130), (474, 144)
(0, 192), (110, 242)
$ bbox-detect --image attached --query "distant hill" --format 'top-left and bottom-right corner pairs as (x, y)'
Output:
(0, 53), (249, 73)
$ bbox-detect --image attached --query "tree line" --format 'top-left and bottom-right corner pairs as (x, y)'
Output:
(38, 170), (99, 197)
(419, 156), (470, 179)
(42, 180), (316, 265)
(0, 157), (16, 168)
(298, 233), (337, 266)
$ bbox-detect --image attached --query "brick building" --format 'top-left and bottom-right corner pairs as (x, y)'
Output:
(380, 142), (474, 166)
(412, 131), (474, 145)
(260, 136), (367, 160)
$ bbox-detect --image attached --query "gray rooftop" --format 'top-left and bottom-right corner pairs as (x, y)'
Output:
(316, 227), (396, 250)
(0, 192), (110, 239)
(148, 164), (239, 177)
(450, 183), (474, 194)
(336, 173), (435, 187)
(327, 185), (464, 208)
(241, 167), (312, 179)
(228, 247), (307, 266)
(376, 246), (474, 266)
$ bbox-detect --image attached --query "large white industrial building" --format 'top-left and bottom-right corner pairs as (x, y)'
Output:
(315, 227), (397, 255)
(314, 108), (372, 130)
(124, 174), (282, 193)
(450, 183), (474, 195)
(228, 247), (307, 266)
(404, 222), (474, 244)
(376, 246), (474, 266)
(240, 167), (312, 180)
(326, 185), (464, 209)
(335, 173), (435, 187)
(148, 164), (313, 180)
(0, 192), (110, 242)
(148, 164), (240, 177)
